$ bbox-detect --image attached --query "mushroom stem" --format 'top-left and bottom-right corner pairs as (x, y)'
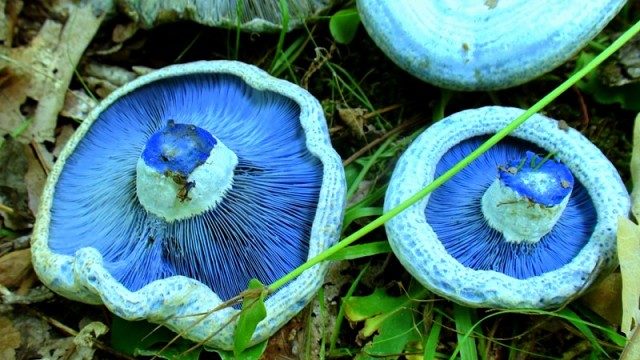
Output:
(481, 152), (574, 244)
(136, 120), (238, 222)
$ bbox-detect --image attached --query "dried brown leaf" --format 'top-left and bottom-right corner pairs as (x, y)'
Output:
(0, 248), (32, 288)
(0, 2), (106, 142)
(0, 139), (32, 230)
(631, 113), (640, 221)
(60, 90), (97, 123)
(112, 21), (138, 43)
(338, 107), (367, 138)
(25, 144), (47, 216)
(579, 272), (622, 326)
(0, 316), (22, 360)
(617, 217), (640, 338)
(52, 124), (76, 159)
(37, 321), (108, 360)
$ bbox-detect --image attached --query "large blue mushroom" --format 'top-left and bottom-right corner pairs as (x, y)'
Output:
(384, 106), (629, 308)
(31, 61), (346, 349)
(357, 0), (627, 90)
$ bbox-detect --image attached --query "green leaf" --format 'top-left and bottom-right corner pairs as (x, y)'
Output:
(344, 284), (429, 359)
(212, 340), (267, 360)
(110, 316), (176, 355)
(574, 51), (640, 111)
(329, 8), (361, 44)
(135, 341), (202, 360)
(111, 315), (202, 360)
(233, 278), (268, 356)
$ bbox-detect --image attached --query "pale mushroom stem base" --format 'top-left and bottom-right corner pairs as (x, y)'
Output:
(136, 120), (238, 222)
(481, 151), (574, 244)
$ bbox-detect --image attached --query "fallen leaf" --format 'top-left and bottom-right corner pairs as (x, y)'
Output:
(579, 272), (622, 326)
(0, 316), (21, 360)
(38, 321), (108, 360)
(24, 144), (47, 216)
(0, 138), (33, 230)
(60, 90), (97, 123)
(0, 248), (33, 288)
(621, 326), (640, 360)
(631, 113), (640, 221)
(112, 21), (138, 43)
(0, 1), (106, 142)
(0, 1), (22, 47)
(617, 216), (640, 338)
(84, 62), (137, 87)
(344, 284), (427, 359)
(338, 107), (367, 138)
(52, 124), (76, 159)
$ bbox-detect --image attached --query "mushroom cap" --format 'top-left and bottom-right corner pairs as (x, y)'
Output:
(31, 60), (346, 349)
(384, 106), (629, 308)
(356, 0), (627, 90)
(118, 0), (336, 32)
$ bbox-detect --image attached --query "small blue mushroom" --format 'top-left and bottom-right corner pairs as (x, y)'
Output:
(384, 106), (629, 308)
(31, 61), (346, 349)
(356, 0), (627, 90)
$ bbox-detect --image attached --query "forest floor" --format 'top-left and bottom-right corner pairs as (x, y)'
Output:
(0, 1), (640, 359)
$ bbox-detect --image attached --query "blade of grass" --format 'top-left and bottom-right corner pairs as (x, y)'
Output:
(452, 304), (478, 360)
(346, 136), (395, 200)
(557, 308), (607, 357)
(267, 18), (640, 294)
(326, 241), (391, 261)
(423, 311), (443, 359)
(268, 0), (289, 73)
(342, 206), (383, 230)
(328, 263), (370, 355)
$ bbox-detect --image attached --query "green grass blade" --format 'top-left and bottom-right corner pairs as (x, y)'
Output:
(452, 304), (478, 360)
(557, 308), (607, 357)
(328, 263), (370, 355)
(326, 241), (391, 261)
(423, 312), (443, 359)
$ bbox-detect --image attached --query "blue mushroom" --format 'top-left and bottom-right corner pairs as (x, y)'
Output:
(385, 106), (629, 308)
(357, 0), (627, 90)
(32, 61), (346, 349)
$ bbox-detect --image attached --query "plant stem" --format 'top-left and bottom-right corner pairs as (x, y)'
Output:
(267, 18), (640, 293)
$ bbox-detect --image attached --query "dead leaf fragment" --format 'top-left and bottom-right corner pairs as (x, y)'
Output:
(631, 113), (640, 221)
(0, 138), (33, 230)
(25, 144), (47, 216)
(617, 216), (640, 338)
(579, 272), (622, 326)
(0, 316), (22, 360)
(60, 90), (97, 122)
(0, 2), (106, 142)
(338, 107), (367, 138)
(37, 321), (108, 360)
(0, 248), (32, 288)
(52, 124), (76, 158)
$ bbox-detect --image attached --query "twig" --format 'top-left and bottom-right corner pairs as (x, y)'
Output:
(572, 86), (590, 129)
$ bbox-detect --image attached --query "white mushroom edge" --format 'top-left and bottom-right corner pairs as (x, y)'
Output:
(384, 106), (630, 308)
(31, 60), (346, 349)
